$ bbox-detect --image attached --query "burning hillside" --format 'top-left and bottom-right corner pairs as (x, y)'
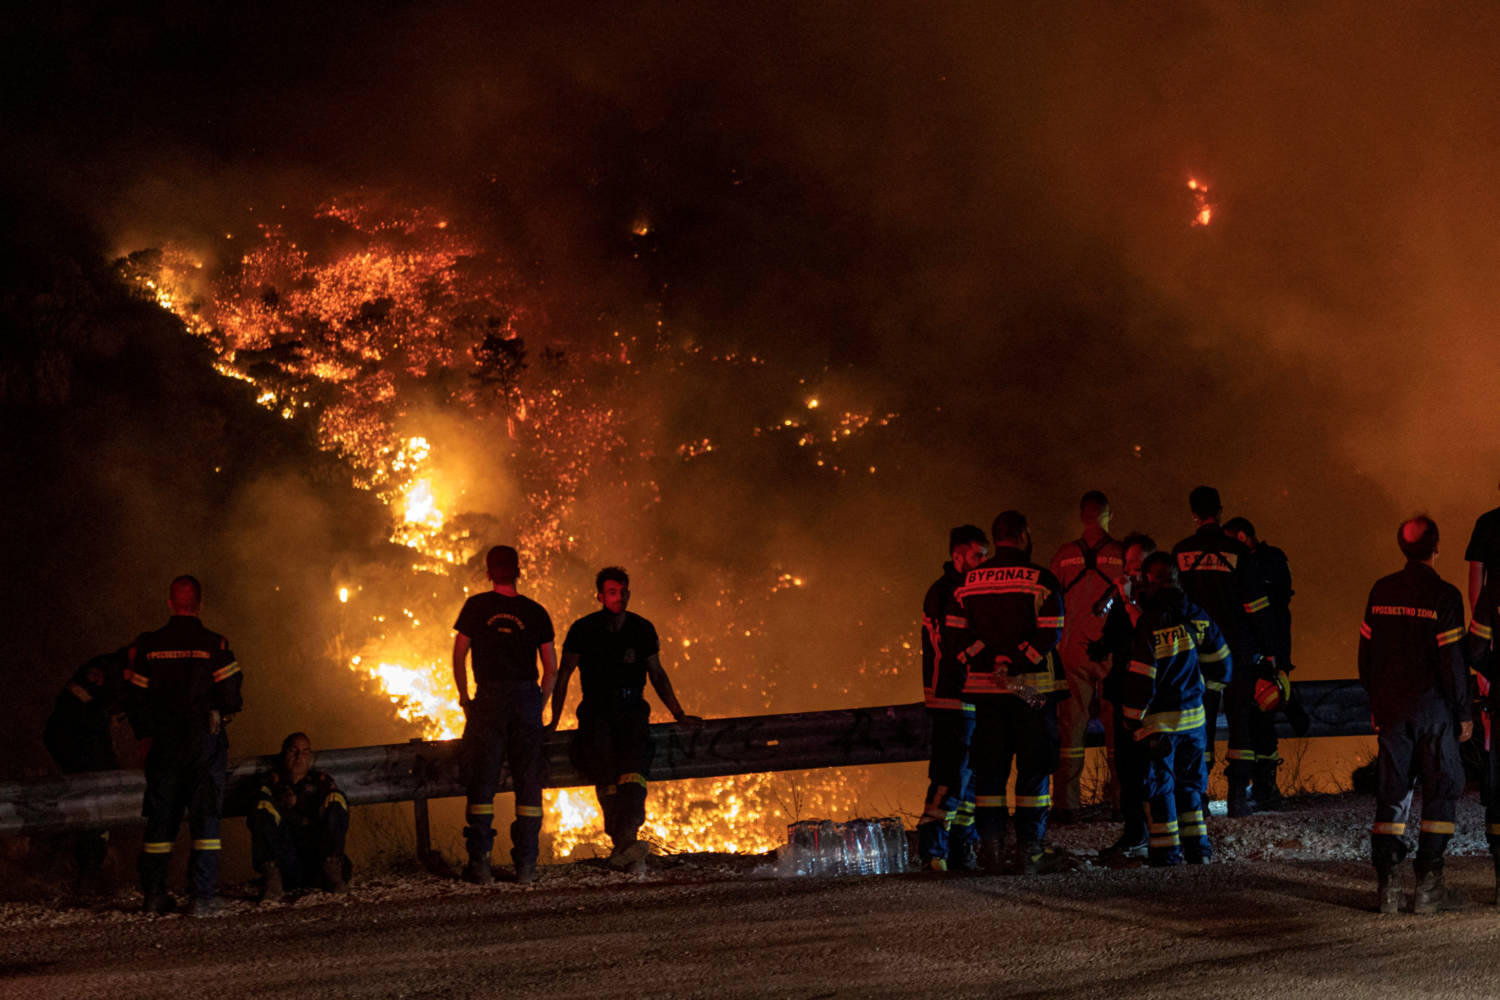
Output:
(120, 197), (914, 857)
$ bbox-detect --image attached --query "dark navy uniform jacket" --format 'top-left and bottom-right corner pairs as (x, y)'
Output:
(1122, 588), (1232, 737)
(1357, 561), (1468, 728)
(921, 562), (971, 711)
(1172, 523), (1273, 660)
(124, 615), (242, 746)
(945, 547), (1068, 702)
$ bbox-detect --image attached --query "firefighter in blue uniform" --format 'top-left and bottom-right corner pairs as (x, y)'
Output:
(551, 567), (701, 875)
(946, 511), (1069, 874)
(1121, 552), (1232, 866)
(249, 732), (351, 902)
(1171, 486), (1275, 816)
(453, 545), (558, 886)
(1466, 571), (1500, 904)
(1359, 516), (1471, 914)
(917, 524), (988, 871)
(1225, 516), (1295, 808)
(43, 647), (127, 894)
(1092, 533), (1157, 859)
(124, 575), (242, 916)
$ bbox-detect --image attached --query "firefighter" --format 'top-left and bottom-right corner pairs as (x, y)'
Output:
(917, 524), (989, 871)
(1465, 484), (1500, 609)
(1170, 486), (1275, 816)
(1049, 491), (1125, 824)
(249, 732), (351, 902)
(43, 647), (127, 894)
(452, 544), (557, 886)
(1122, 552), (1232, 866)
(946, 511), (1069, 874)
(551, 567), (702, 875)
(124, 575), (242, 916)
(1224, 516), (1295, 808)
(1466, 571), (1500, 904)
(1359, 516), (1471, 914)
(1092, 533), (1157, 859)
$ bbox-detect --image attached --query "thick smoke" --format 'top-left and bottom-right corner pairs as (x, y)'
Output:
(7, 2), (1500, 785)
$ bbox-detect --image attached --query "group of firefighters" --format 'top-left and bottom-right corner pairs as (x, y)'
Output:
(37, 483), (1500, 916)
(918, 485), (1500, 914)
(42, 553), (700, 913)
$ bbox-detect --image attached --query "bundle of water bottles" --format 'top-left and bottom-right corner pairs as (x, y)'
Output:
(779, 817), (909, 877)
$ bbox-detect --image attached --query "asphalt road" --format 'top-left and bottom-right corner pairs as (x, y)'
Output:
(3, 856), (1500, 999)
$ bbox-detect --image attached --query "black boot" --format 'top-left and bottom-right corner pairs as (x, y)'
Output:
(462, 855), (494, 885)
(1375, 866), (1401, 915)
(1016, 842), (1067, 875)
(1252, 760), (1285, 810)
(1227, 784), (1254, 818)
(259, 862), (284, 903)
(978, 837), (1007, 874)
(951, 840), (980, 871)
(1412, 865), (1468, 914)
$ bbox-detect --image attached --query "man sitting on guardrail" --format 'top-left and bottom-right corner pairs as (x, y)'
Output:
(249, 732), (351, 902)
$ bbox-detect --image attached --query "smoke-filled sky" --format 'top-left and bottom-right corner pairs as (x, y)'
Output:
(7, 1), (1500, 769)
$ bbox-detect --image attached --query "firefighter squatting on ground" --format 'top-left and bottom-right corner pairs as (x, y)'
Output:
(36, 484), (1500, 916)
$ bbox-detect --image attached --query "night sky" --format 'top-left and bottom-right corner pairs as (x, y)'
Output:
(5, 2), (1500, 777)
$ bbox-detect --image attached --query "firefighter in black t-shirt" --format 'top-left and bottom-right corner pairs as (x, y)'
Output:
(43, 647), (127, 894)
(124, 575), (242, 916)
(1359, 516), (1472, 914)
(1465, 488), (1500, 609)
(550, 566), (702, 874)
(452, 545), (558, 886)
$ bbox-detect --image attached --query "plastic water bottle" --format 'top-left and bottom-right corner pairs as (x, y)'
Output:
(880, 817), (908, 873)
(842, 821), (868, 874)
(818, 820), (844, 875)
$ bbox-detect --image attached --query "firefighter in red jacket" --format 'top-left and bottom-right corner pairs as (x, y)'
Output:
(945, 511), (1069, 874)
(1359, 516), (1471, 914)
(917, 524), (989, 870)
(1048, 490), (1125, 823)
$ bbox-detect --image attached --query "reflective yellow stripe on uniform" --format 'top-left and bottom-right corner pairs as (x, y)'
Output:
(1420, 820), (1455, 834)
(191, 839), (221, 851)
(1060, 747), (1086, 759)
(66, 682), (92, 702)
(212, 662), (241, 682)
(1470, 620), (1494, 641)
(1179, 810), (1206, 836)
(1224, 747), (1255, 761)
(127, 671), (150, 689)
(324, 792), (348, 811)
(1013, 795), (1051, 808)
(1138, 704), (1207, 736)
(944, 615), (968, 629)
(1198, 645), (1229, 663)
(1372, 822), (1406, 835)
(1035, 616), (1065, 629)
(620, 773), (648, 788)
(1128, 660), (1157, 679)
(1019, 642), (1043, 665)
(516, 805), (544, 818)
(974, 795), (1008, 808)
(1437, 627), (1464, 647)
(1244, 597), (1270, 614)
(143, 841), (173, 854)
(1359, 622), (1372, 640)
(467, 803), (495, 816)
(256, 800), (282, 824)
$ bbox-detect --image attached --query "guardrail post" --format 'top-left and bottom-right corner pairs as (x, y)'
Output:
(410, 738), (432, 867)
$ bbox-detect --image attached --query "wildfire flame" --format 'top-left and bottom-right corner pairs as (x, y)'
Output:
(124, 198), (906, 857)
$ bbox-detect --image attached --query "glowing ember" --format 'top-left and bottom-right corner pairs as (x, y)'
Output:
(1188, 176), (1215, 227)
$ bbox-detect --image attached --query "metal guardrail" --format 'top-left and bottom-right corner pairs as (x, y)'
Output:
(0, 680), (1373, 838)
